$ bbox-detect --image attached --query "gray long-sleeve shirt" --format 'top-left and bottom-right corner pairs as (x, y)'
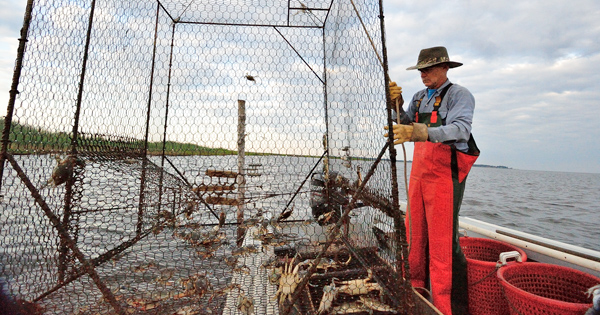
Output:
(396, 80), (474, 152)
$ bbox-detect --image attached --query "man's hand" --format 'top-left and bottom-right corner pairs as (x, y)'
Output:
(384, 124), (412, 144)
(384, 123), (428, 145)
(389, 82), (402, 102)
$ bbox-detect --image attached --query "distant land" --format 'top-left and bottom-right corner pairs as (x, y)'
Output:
(1, 121), (512, 170)
(473, 164), (510, 169)
(388, 158), (510, 169)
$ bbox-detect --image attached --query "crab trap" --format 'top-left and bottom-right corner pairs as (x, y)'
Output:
(0, 0), (431, 314)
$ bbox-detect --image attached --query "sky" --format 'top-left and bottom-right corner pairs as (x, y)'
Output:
(1, 0), (600, 174)
(381, 1), (600, 174)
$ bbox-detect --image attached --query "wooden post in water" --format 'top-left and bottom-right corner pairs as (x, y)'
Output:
(236, 100), (246, 246)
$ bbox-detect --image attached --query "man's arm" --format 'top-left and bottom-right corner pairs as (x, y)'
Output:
(427, 85), (474, 144)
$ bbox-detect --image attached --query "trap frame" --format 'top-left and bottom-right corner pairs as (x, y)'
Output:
(0, 0), (417, 314)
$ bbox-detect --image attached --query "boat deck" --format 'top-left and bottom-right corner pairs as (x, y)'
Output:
(223, 225), (279, 315)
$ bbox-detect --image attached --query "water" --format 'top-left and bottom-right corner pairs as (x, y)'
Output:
(3, 155), (598, 254)
(232, 156), (600, 253)
(1, 155), (598, 313)
(384, 162), (597, 253)
(458, 166), (600, 252)
(334, 157), (597, 253)
(2, 155), (598, 255)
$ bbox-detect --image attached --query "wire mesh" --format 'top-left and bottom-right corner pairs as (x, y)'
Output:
(0, 0), (414, 314)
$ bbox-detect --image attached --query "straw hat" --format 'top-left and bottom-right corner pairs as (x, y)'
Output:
(406, 46), (463, 70)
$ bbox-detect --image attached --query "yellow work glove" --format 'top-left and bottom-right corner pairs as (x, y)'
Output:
(384, 123), (428, 145)
(389, 81), (402, 101)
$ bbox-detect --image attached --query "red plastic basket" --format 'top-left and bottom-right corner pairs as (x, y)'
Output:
(460, 237), (527, 315)
(497, 262), (599, 315)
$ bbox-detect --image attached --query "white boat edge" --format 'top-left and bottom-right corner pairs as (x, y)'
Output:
(397, 200), (600, 278)
(459, 215), (600, 278)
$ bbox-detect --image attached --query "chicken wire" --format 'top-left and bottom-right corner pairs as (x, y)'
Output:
(0, 0), (414, 314)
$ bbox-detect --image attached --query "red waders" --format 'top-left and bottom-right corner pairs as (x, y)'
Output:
(407, 87), (479, 314)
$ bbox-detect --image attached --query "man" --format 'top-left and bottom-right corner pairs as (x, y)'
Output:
(385, 46), (480, 315)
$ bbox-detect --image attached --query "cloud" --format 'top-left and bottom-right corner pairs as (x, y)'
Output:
(382, 0), (600, 173)
(0, 1), (28, 132)
(0, 0), (26, 36)
(1, 0), (599, 172)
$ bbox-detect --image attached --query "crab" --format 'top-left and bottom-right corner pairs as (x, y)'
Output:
(327, 301), (366, 314)
(336, 269), (382, 297)
(274, 255), (302, 306)
(237, 292), (254, 315)
(231, 244), (260, 256)
(180, 273), (212, 298)
(325, 297), (398, 314)
(317, 278), (339, 314)
(306, 255), (352, 274)
(359, 296), (398, 314)
(47, 155), (85, 187)
(268, 267), (281, 285)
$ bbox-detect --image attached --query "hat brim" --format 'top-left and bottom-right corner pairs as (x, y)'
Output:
(406, 61), (463, 70)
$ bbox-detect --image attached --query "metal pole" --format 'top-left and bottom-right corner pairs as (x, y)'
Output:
(57, 0), (98, 283)
(158, 22), (176, 214)
(377, 0), (414, 311)
(276, 150), (327, 221)
(282, 142), (390, 314)
(321, 26), (334, 222)
(0, 0), (35, 198)
(163, 156), (221, 220)
(5, 154), (126, 314)
(137, 2), (161, 235)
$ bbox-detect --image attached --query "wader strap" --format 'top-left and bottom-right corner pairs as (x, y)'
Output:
(451, 146), (460, 181)
(416, 83), (453, 124)
(434, 83), (453, 125)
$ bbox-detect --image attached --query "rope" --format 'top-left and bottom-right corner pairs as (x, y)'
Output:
(396, 98), (411, 254)
(468, 261), (502, 287)
(415, 286), (432, 300)
(174, 0), (195, 21)
(349, 0), (383, 67)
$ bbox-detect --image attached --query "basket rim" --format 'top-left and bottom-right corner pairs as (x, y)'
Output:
(497, 262), (597, 308)
(460, 236), (528, 264)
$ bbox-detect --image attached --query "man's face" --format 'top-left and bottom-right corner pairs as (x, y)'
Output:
(419, 64), (449, 89)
